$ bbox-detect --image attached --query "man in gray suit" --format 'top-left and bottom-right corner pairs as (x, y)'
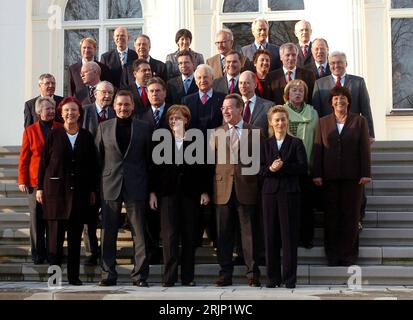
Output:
(241, 18), (281, 72)
(312, 51), (375, 139)
(96, 90), (152, 287)
(81, 81), (115, 266)
(239, 71), (273, 137)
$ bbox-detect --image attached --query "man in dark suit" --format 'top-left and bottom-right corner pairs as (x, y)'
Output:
(132, 34), (167, 82)
(81, 80), (115, 266)
(75, 61), (101, 106)
(126, 59), (152, 117)
(241, 18), (281, 72)
(96, 90), (152, 287)
(100, 27), (138, 89)
(24, 74), (64, 128)
(166, 50), (198, 104)
(312, 51), (375, 138)
(304, 38), (331, 79)
(213, 51), (242, 95)
(294, 20), (314, 68)
(213, 93), (261, 287)
(266, 43), (316, 105)
(183, 64), (226, 133)
(67, 37), (112, 97)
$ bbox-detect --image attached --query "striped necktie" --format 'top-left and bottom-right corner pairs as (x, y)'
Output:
(153, 109), (160, 127)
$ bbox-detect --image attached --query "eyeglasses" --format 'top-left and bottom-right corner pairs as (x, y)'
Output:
(215, 40), (230, 45)
(97, 90), (114, 96)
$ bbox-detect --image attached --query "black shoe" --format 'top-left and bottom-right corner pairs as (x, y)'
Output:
(33, 258), (45, 265)
(68, 279), (83, 286)
(133, 280), (149, 287)
(215, 276), (232, 287)
(299, 241), (314, 249)
(182, 281), (196, 287)
(84, 255), (98, 266)
(248, 278), (261, 287)
(266, 280), (281, 288)
(99, 279), (117, 286)
(162, 282), (175, 287)
(285, 283), (296, 289)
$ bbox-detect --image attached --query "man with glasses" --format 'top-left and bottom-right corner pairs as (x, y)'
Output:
(24, 73), (64, 128)
(207, 29), (235, 79)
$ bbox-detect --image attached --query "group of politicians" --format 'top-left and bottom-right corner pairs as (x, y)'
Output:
(18, 18), (373, 289)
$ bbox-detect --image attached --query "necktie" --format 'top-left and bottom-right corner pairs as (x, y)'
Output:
(230, 125), (240, 154)
(221, 56), (226, 74)
(201, 93), (208, 105)
(259, 45), (265, 50)
(319, 65), (325, 77)
(89, 86), (96, 103)
(120, 51), (126, 67)
(183, 78), (190, 94)
(140, 86), (149, 106)
(153, 109), (160, 127)
(243, 100), (251, 123)
(335, 75), (342, 87)
(229, 78), (235, 94)
(98, 109), (107, 123)
(302, 45), (308, 56)
(287, 71), (292, 82)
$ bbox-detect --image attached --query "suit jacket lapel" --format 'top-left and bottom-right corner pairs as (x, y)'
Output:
(250, 98), (263, 123)
(123, 120), (134, 158)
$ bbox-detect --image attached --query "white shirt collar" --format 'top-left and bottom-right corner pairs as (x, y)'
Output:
(151, 103), (166, 115)
(182, 73), (194, 82)
(199, 88), (213, 99)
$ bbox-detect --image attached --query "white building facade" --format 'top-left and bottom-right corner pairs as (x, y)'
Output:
(0, 0), (412, 145)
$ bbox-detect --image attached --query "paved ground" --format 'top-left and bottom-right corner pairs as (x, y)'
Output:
(0, 282), (412, 300)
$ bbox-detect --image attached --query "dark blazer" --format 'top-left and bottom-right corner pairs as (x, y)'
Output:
(182, 91), (226, 133)
(207, 54), (252, 79)
(82, 104), (115, 137)
(166, 76), (198, 105)
(150, 138), (209, 198)
(265, 67), (316, 105)
(67, 60), (113, 97)
(304, 62), (331, 79)
(138, 104), (171, 132)
(100, 48), (138, 89)
(24, 95), (64, 128)
(260, 134), (308, 194)
(124, 56), (168, 88)
(214, 122), (262, 205)
(126, 83), (150, 116)
(312, 74), (375, 137)
(296, 42), (314, 68)
(212, 76), (240, 95)
(241, 43), (281, 72)
(165, 50), (204, 80)
(38, 127), (98, 221)
(74, 86), (95, 106)
(312, 112), (371, 181)
(95, 118), (152, 201)
(248, 96), (274, 137)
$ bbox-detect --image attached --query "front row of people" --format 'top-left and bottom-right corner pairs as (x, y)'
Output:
(19, 85), (371, 288)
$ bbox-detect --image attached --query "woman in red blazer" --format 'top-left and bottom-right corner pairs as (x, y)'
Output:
(36, 97), (98, 285)
(261, 105), (308, 289)
(18, 97), (61, 264)
(312, 86), (371, 266)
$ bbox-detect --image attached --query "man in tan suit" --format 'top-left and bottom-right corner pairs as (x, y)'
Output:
(207, 29), (234, 79)
(213, 93), (261, 287)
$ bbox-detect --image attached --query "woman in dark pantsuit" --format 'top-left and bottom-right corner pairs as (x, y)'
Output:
(37, 97), (98, 285)
(149, 105), (210, 287)
(312, 86), (371, 266)
(261, 105), (308, 289)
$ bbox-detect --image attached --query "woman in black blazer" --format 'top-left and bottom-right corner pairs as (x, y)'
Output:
(149, 105), (210, 287)
(37, 97), (98, 285)
(261, 105), (308, 289)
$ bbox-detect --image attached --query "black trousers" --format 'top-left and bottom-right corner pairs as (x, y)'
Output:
(159, 193), (199, 284)
(101, 198), (148, 282)
(27, 187), (47, 261)
(216, 191), (260, 280)
(262, 191), (300, 286)
(299, 175), (315, 245)
(47, 218), (83, 282)
(323, 180), (362, 265)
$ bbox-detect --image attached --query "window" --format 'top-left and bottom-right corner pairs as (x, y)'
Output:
(62, 0), (143, 95)
(220, 0), (304, 52)
(390, 3), (413, 109)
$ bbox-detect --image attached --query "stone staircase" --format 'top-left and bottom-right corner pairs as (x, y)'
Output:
(1, 142), (413, 285)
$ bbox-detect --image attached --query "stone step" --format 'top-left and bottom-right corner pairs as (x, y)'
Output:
(0, 158), (18, 168)
(371, 141), (413, 152)
(371, 166), (413, 180)
(366, 180), (413, 195)
(371, 152), (413, 165)
(2, 263), (413, 285)
(366, 196), (413, 211)
(0, 198), (28, 210)
(0, 169), (18, 180)
(0, 146), (20, 157)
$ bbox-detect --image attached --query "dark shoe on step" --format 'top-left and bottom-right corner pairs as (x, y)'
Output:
(68, 279), (83, 286)
(248, 278), (261, 287)
(215, 276), (232, 287)
(182, 281), (196, 287)
(133, 280), (149, 287)
(99, 279), (117, 286)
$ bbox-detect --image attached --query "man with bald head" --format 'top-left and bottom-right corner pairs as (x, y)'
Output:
(305, 38), (331, 79)
(100, 27), (138, 88)
(294, 20), (314, 67)
(75, 61), (101, 106)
